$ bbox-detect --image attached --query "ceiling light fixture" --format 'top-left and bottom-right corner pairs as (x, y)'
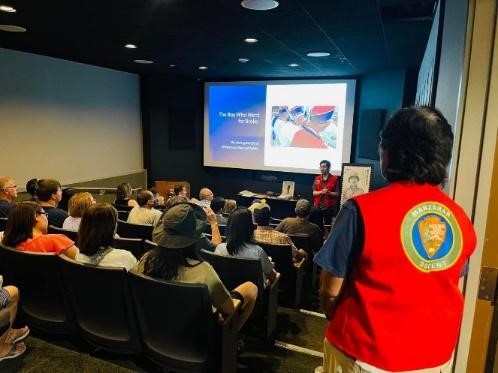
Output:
(133, 59), (154, 64)
(238, 58), (249, 63)
(241, 0), (279, 11)
(198, 66), (208, 70)
(0, 24), (26, 32)
(288, 63), (299, 67)
(169, 64), (176, 68)
(244, 37), (258, 43)
(125, 43), (137, 49)
(0, 4), (16, 13)
(307, 51), (330, 58)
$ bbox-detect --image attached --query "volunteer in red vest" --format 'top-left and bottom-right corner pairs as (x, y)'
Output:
(312, 160), (339, 225)
(314, 106), (476, 373)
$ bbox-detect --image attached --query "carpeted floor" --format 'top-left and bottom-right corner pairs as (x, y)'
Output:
(0, 307), (326, 372)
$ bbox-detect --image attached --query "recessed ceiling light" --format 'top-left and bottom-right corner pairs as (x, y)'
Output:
(238, 58), (250, 63)
(244, 37), (258, 43)
(0, 5), (16, 13)
(288, 63), (299, 67)
(198, 66), (208, 70)
(134, 59), (154, 64)
(241, 0), (279, 11)
(125, 43), (137, 49)
(307, 51), (330, 58)
(0, 24), (26, 32)
(169, 64), (176, 68)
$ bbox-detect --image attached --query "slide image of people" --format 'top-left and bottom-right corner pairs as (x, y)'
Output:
(340, 165), (372, 206)
(270, 105), (337, 149)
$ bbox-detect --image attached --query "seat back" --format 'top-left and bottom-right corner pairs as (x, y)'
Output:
(59, 255), (141, 354)
(200, 250), (264, 295)
(48, 225), (78, 242)
(0, 244), (75, 333)
(117, 210), (130, 221)
(0, 217), (7, 232)
(117, 220), (153, 240)
(112, 203), (133, 212)
(113, 237), (144, 259)
(287, 233), (314, 256)
(128, 271), (218, 371)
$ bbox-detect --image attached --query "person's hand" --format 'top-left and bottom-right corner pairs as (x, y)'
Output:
(322, 188), (328, 194)
(204, 207), (217, 224)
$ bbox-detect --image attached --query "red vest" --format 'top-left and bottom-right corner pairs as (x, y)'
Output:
(313, 174), (338, 208)
(325, 182), (476, 371)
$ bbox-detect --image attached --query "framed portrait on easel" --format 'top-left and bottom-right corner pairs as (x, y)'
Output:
(339, 163), (373, 206)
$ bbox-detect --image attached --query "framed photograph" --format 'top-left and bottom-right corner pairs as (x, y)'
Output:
(340, 163), (373, 206)
(281, 180), (295, 198)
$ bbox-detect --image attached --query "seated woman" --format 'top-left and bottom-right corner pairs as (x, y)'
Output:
(222, 199), (237, 215)
(134, 203), (257, 331)
(76, 204), (137, 270)
(1, 202), (78, 259)
(62, 192), (95, 231)
(58, 188), (77, 212)
(114, 182), (138, 208)
(0, 280), (29, 362)
(215, 208), (277, 285)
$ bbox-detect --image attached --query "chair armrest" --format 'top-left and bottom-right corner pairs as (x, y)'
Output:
(269, 272), (281, 291)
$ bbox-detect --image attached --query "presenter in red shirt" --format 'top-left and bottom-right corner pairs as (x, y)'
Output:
(312, 160), (339, 225)
(314, 107), (476, 372)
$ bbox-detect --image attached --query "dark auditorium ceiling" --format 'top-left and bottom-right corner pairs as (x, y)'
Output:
(0, 0), (436, 79)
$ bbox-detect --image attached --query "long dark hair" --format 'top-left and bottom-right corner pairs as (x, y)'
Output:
(2, 202), (39, 247)
(115, 182), (132, 201)
(380, 106), (453, 185)
(78, 203), (117, 256)
(226, 207), (255, 255)
(142, 244), (200, 281)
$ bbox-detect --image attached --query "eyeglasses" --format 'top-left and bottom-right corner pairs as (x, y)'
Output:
(36, 210), (48, 217)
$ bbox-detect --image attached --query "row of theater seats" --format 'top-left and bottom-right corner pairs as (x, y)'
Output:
(0, 244), (239, 372)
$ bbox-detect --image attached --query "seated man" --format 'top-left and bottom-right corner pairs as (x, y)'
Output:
(210, 196), (227, 226)
(0, 279), (29, 361)
(197, 187), (214, 208)
(36, 179), (68, 228)
(0, 177), (17, 218)
(275, 199), (323, 252)
(252, 202), (307, 262)
(127, 190), (162, 226)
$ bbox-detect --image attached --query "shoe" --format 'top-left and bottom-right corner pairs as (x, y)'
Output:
(0, 342), (27, 362)
(4, 326), (29, 345)
(314, 366), (324, 373)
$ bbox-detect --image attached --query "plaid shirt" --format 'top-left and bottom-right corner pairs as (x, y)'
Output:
(253, 226), (297, 258)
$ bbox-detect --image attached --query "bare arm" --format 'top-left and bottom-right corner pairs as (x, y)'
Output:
(205, 207), (222, 245)
(61, 245), (78, 259)
(319, 270), (344, 319)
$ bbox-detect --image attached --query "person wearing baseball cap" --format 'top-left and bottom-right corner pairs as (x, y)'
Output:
(133, 203), (257, 331)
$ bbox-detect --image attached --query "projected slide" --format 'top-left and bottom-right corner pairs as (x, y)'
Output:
(204, 80), (355, 175)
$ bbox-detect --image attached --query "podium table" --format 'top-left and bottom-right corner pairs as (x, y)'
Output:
(236, 193), (299, 219)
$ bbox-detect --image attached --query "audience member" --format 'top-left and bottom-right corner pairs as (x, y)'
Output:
(216, 208), (277, 285)
(314, 107), (476, 372)
(0, 177), (17, 218)
(252, 202), (307, 261)
(36, 179), (69, 228)
(210, 196), (227, 225)
(114, 182), (138, 208)
(174, 184), (188, 198)
(149, 186), (165, 206)
(223, 199), (237, 215)
(197, 187), (214, 208)
(1, 202), (77, 258)
(58, 188), (77, 212)
(275, 199), (323, 252)
(77, 204), (137, 270)
(134, 203), (257, 331)
(153, 196), (222, 252)
(0, 281), (29, 361)
(127, 190), (162, 226)
(63, 192), (95, 231)
(25, 178), (38, 202)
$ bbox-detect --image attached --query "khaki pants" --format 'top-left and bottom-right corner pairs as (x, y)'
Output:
(323, 338), (453, 373)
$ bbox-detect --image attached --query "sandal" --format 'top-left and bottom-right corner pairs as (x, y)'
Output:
(0, 342), (26, 362)
(4, 326), (29, 345)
